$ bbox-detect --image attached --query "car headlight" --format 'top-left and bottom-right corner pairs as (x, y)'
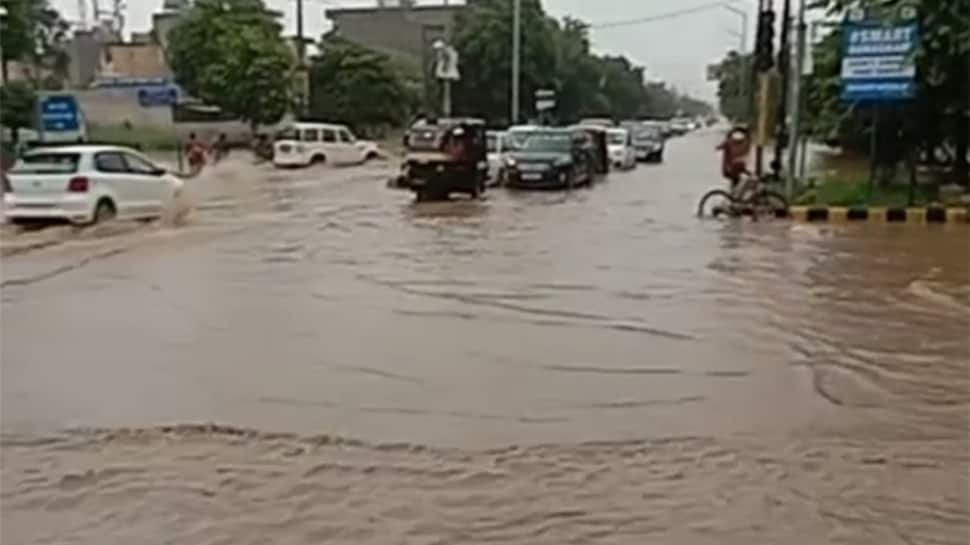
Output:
(554, 157), (572, 167)
(504, 157), (517, 167)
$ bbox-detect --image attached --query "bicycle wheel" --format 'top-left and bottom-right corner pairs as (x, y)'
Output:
(753, 190), (789, 217)
(697, 189), (736, 218)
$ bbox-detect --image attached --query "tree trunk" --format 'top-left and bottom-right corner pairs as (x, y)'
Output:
(953, 114), (969, 186)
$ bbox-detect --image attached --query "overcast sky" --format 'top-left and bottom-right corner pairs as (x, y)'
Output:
(52, 0), (759, 101)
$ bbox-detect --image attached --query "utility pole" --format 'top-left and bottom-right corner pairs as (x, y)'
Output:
(511, 0), (521, 124)
(785, 0), (807, 199)
(295, 0), (308, 116)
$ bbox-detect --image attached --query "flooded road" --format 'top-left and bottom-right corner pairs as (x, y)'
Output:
(2, 130), (968, 544)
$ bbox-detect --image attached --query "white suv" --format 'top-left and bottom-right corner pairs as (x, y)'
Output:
(273, 122), (380, 167)
(3, 145), (185, 225)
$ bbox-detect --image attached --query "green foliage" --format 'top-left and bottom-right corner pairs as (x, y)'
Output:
(794, 178), (936, 206)
(0, 81), (36, 137)
(450, 0), (558, 123)
(0, 0), (71, 86)
(88, 124), (181, 151)
(166, 0), (293, 128)
(307, 36), (420, 131)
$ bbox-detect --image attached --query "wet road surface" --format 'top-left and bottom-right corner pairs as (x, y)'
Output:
(2, 130), (968, 544)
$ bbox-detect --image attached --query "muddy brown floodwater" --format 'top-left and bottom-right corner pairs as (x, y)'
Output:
(2, 131), (968, 544)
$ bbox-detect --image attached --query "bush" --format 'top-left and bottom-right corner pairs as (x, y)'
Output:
(88, 125), (180, 151)
(795, 177), (937, 207)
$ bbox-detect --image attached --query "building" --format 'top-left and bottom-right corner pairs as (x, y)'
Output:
(325, 1), (476, 73)
(98, 42), (171, 80)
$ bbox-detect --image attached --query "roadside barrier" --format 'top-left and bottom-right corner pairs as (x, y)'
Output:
(785, 206), (969, 224)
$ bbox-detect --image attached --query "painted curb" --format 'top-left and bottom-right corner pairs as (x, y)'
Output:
(787, 206), (969, 223)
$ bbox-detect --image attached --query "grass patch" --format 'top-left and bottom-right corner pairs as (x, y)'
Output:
(794, 177), (938, 207)
(88, 124), (180, 151)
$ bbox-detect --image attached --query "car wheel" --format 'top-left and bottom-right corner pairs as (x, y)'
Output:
(311, 154), (327, 166)
(92, 199), (117, 225)
(364, 150), (379, 162)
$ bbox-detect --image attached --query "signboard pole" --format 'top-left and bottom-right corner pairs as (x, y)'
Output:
(772, 0), (793, 179)
(35, 95), (45, 144)
(867, 106), (879, 199)
(442, 80), (452, 117)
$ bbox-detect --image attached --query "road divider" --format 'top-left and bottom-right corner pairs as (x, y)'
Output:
(786, 206), (969, 223)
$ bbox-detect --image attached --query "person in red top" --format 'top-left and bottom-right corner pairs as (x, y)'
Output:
(185, 132), (208, 175)
(716, 125), (752, 195)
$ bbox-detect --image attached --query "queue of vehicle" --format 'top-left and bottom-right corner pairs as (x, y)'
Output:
(1, 115), (688, 225)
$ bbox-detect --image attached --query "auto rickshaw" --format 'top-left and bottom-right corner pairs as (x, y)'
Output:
(397, 118), (488, 201)
(570, 125), (610, 176)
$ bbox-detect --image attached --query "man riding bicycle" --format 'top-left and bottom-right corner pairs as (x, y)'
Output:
(716, 125), (753, 199)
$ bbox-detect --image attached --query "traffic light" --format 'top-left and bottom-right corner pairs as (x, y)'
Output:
(755, 9), (776, 71)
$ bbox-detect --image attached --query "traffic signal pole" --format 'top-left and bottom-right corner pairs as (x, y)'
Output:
(773, 0), (793, 177)
(786, 0), (808, 200)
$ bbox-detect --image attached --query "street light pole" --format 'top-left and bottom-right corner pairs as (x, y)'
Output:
(295, 0), (308, 116)
(511, 0), (521, 125)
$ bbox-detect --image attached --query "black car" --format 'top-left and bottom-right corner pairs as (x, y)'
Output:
(632, 124), (666, 163)
(505, 128), (592, 190)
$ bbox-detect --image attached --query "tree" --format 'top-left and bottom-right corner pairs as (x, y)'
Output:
(451, 0), (711, 124)
(714, 51), (752, 122)
(0, 81), (36, 143)
(166, 0), (293, 129)
(307, 36), (420, 133)
(452, 0), (559, 124)
(0, 0), (71, 86)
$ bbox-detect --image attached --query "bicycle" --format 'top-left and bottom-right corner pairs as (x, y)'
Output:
(697, 174), (789, 219)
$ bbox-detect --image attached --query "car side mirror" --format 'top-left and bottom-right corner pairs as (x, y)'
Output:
(151, 167), (167, 176)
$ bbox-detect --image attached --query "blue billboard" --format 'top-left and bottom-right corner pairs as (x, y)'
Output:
(137, 85), (179, 107)
(39, 94), (81, 132)
(840, 13), (918, 102)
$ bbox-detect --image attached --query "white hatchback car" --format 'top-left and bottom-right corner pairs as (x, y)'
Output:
(273, 122), (380, 167)
(3, 145), (185, 225)
(606, 128), (637, 170)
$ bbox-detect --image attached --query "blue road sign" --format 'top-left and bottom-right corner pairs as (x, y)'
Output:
(39, 95), (81, 132)
(840, 17), (918, 103)
(138, 85), (179, 107)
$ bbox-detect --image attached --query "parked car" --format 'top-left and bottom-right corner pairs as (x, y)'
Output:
(669, 118), (692, 136)
(273, 122), (380, 167)
(606, 128), (637, 170)
(578, 118), (616, 128)
(505, 128), (592, 190)
(633, 123), (666, 163)
(3, 145), (185, 225)
(486, 130), (510, 186)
